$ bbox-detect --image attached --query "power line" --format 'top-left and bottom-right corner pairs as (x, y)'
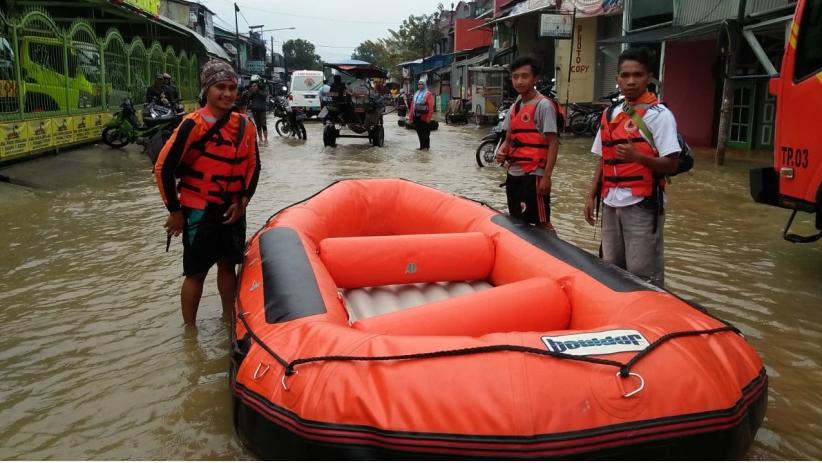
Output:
(238, 9), (252, 28)
(269, 40), (357, 49)
(237, 5), (402, 25)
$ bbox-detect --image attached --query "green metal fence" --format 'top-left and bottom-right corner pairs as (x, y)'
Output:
(0, 8), (200, 122)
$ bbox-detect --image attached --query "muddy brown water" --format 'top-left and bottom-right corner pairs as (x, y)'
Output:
(1, 114), (820, 459)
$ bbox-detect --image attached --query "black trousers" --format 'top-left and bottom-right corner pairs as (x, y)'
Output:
(415, 120), (430, 148)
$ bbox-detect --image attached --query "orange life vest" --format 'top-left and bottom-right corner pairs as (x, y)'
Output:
(599, 97), (664, 198)
(177, 110), (253, 209)
(508, 95), (550, 173)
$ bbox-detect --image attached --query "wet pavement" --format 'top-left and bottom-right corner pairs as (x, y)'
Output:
(1, 113), (821, 459)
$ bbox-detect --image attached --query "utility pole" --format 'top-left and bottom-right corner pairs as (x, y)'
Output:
(565, 7), (577, 107)
(234, 2), (240, 73)
(715, 0), (747, 166)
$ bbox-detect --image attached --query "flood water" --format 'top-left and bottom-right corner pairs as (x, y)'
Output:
(1, 113), (820, 459)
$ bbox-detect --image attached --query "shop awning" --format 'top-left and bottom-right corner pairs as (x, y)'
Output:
(155, 15), (231, 60)
(397, 58), (424, 67)
(453, 52), (489, 68)
(469, 1), (559, 31)
(598, 21), (722, 44)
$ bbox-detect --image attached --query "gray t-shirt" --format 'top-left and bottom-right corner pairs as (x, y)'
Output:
(502, 95), (557, 176)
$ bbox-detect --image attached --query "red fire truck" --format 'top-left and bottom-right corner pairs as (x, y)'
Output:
(750, 0), (822, 243)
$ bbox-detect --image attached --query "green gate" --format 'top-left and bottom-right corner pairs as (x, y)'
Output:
(0, 7), (210, 161)
(103, 29), (130, 107)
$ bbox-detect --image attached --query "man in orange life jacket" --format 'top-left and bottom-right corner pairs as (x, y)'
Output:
(584, 47), (680, 288)
(155, 60), (261, 325)
(408, 80), (435, 150)
(495, 55), (560, 231)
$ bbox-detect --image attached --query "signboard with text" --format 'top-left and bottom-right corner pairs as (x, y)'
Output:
(540, 14), (573, 38)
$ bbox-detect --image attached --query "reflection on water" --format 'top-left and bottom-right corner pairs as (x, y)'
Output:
(0, 114), (820, 459)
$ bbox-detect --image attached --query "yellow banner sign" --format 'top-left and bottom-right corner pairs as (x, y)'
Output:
(121, 0), (160, 16)
(30, 119), (55, 152)
(0, 111), (113, 160)
(54, 116), (75, 146)
(0, 121), (31, 158)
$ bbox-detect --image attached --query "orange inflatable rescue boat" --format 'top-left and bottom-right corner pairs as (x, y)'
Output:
(231, 179), (767, 459)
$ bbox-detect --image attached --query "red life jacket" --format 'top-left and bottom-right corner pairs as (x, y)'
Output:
(178, 110), (252, 209)
(599, 98), (664, 198)
(508, 95), (550, 173)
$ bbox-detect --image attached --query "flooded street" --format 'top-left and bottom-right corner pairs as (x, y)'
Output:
(1, 113), (821, 459)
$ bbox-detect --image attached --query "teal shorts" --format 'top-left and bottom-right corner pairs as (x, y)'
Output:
(182, 205), (246, 276)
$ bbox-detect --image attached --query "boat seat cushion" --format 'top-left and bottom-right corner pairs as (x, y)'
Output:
(319, 232), (494, 289)
(352, 277), (571, 337)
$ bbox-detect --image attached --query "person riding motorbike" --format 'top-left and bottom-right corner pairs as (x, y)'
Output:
(162, 73), (179, 103)
(146, 74), (172, 108)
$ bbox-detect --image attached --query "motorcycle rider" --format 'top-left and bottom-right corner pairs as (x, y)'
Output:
(146, 74), (171, 107)
(162, 73), (179, 103)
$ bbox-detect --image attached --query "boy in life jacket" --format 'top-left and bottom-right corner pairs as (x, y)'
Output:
(583, 47), (680, 288)
(495, 55), (560, 232)
(155, 60), (261, 325)
(408, 80), (435, 150)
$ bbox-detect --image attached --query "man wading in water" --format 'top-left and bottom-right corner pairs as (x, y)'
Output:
(155, 61), (261, 325)
(495, 55), (560, 232)
(584, 47), (680, 288)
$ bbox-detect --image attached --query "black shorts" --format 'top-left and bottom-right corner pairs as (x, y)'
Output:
(182, 205), (246, 276)
(505, 173), (551, 226)
(251, 110), (267, 131)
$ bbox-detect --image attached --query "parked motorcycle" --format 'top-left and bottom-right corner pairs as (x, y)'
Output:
(475, 80), (559, 168)
(567, 90), (622, 136)
(267, 87), (288, 113)
(275, 104), (307, 140)
(475, 97), (516, 168)
(102, 97), (183, 149)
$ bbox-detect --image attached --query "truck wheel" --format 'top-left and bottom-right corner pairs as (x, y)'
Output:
(323, 124), (336, 147)
(371, 125), (384, 147)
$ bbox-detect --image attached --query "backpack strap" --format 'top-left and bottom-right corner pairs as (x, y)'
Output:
(235, 115), (247, 148)
(605, 101), (620, 123)
(622, 101), (657, 151)
(190, 111), (232, 152)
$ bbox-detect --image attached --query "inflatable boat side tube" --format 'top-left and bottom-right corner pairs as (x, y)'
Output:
(491, 215), (657, 293)
(232, 369), (767, 460)
(259, 227), (326, 323)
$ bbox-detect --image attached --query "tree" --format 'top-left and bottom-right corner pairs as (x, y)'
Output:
(385, 14), (443, 64)
(351, 39), (392, 72)
(282, 39), (322, 71)
(351, 13), (443, 77)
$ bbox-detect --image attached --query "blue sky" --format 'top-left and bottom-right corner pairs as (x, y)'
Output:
(199, 0), (447, 62)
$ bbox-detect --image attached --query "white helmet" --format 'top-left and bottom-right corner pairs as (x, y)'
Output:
(250, 74), (261, 83)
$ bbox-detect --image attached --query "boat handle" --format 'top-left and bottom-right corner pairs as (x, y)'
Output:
(281, 369), (299, 391)
(253, 363), (270, 380)
(617, 372), (644, 398)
